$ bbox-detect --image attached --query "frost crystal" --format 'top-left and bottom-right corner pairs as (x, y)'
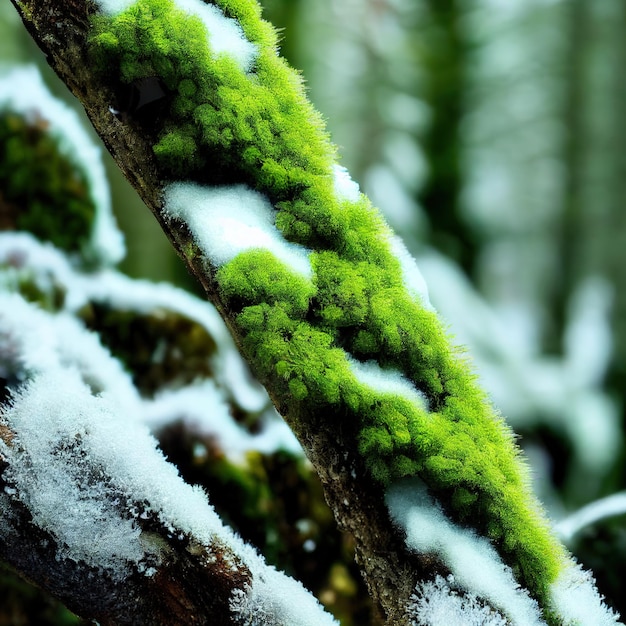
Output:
(409, 575), (508, 626)
(386, 478), (545, 626)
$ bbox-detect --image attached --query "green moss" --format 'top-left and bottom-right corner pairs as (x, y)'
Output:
(0, 111), (96, 257)
(217, 249), (313, 317)
(89, 0), (569, 616)
(80, 302), (217, 395)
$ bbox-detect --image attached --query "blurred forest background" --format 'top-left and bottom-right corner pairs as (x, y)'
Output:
(2, 0), (626, 623)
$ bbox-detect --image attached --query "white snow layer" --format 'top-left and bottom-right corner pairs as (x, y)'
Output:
(0, 66), (125, 266)
(0, 294), (335, 623)
(386, 478), (546, 626)
(549, 565), (621, 625)
(347, 356), (429, 410)
(333, 164), (361, 202)
(389, 235), (433, 310)
(163, 182), (313, 278)
(143, 381), (302, 459)
(409, 575), (508, 626)
(0, 233), (271, 414)
(92, 0), (257, 72)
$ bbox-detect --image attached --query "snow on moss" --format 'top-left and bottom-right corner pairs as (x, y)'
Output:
(92, 0), (257, 72)
(549, 565), (620, 626)
(163, 182), (313, 278)
(389, 235), (432, 310)
(347, 356), (429, 410)
(332, 164), (361, 203)
(388, 478), (622, 625)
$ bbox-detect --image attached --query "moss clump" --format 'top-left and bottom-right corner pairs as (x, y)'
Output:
(80, 302), (217, 395)
(90, 0), (568, 614)
(0, 111), (96, 256)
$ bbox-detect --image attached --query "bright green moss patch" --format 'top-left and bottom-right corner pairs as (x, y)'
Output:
(218, 249), (314, 317)
(90, 0), (568, 615)
(0, 111), (96, 256)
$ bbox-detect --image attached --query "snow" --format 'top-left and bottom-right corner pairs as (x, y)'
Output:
(549, 565), (620, 625)
(386, 478), (545, 626)
(0, 293), (334, 622)
(0, 66), (125, 266)
(389, 235), (433, 310)
(0, 233), (271, 413)
(93, 0), (257, 72)
(333, 164), (361, 202)
(230, 559), (338, 625)
(0, 293), (139, 414)
(1, 371), (154, 575)
(409, 575), (508, 626)
(556, 492), (626, 542)
(347, 356), (429, 409)
(143, 381), (302, 460)
(163, 182), (313, 278)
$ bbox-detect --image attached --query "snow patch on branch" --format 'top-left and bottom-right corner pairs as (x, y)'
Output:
(549, 564), (620, 625)
(163, 182), (313, 278)
(386, 478), (545, 626)
(408, 575), (508, 626)
(0, 233), (271, 414)
(143, 381), (302, 460)
(556, 492), (626, 542)
(0, 294), (335, 622)
(230, 561), (338, 626)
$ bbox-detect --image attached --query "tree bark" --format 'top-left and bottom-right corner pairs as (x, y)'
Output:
(0, 423), (252, 625)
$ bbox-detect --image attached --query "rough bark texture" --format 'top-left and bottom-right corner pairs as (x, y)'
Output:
(0, 422), (252, 626)
(7, 0), (447, 623)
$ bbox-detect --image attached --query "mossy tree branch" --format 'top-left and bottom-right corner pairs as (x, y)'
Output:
(7, 0), (434, 622)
